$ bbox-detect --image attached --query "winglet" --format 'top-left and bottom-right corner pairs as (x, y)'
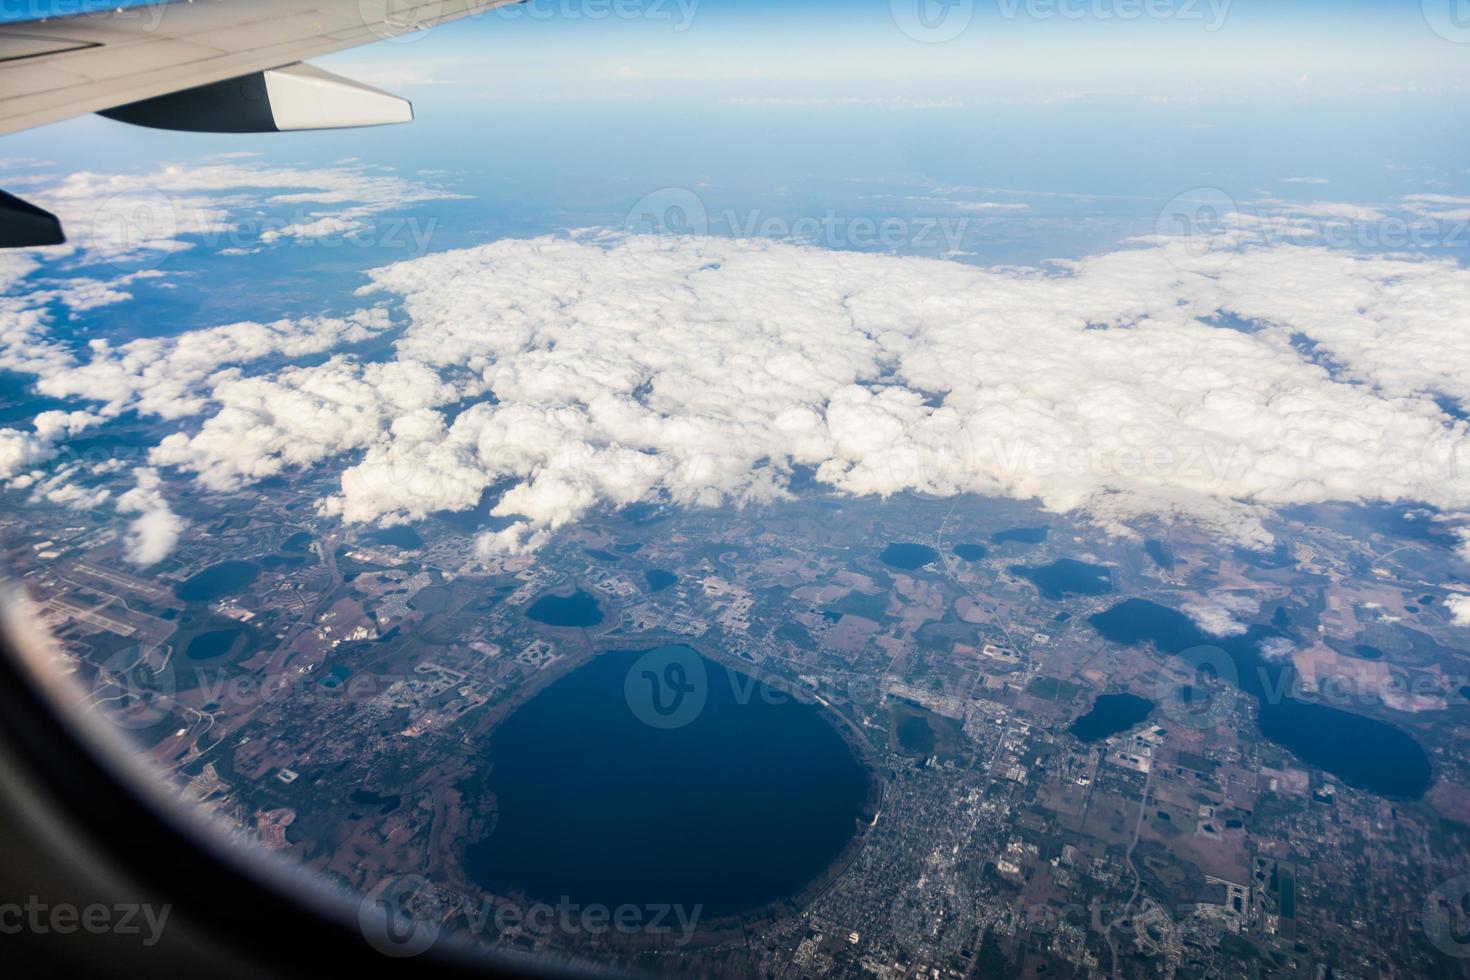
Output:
(100, 63), (413, 134)
(0, 191), (65, 248)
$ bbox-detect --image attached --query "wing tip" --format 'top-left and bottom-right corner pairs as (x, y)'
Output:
(0, 190), (65, 248)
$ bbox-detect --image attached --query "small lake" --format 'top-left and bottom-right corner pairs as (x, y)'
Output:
(993, 527), (1048, 545)
(645, 569), (678, 592)
(881, 542), (939, 570)
(368, 526), (423, 549)
(526, 589), (604, 628)
(465, 647), (870, 918)
(896, 715), (936, 754)
(1090, 599), (1432, 798)
(175, 560), (259, 602)
(1011, 559), (1112, 600)
(1069, 692), (1155, 743)
(952, 544), (988, 561)
(1144, 539), (1174, 570)
(184, 627), (244, 661)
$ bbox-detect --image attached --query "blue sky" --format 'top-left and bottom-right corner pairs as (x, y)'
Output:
(4, 0), (1468, 278)
(5, 1), (1470, 581)
(302, 0), (1469, 99)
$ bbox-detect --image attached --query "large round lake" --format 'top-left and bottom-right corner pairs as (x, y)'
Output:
(466, 647), (871, 918)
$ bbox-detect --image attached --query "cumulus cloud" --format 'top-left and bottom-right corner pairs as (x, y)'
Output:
(285, 232), (1469, 554)
(30, 471), (110, 510)
(1448, 594), (1470, 628)
(116, 468), (185, 566)
(151, 357), (461, 490)
(1258, 636), (1296, 663)
(0, 427), (55, 480)
(1183, 592), (1260, 637)
(1251, 199), (1388, 222)
(0, 159), (452, 400)
(0, 410), (104, 484)
(16, 222), (1470, 560)
(38, 310), (392, 419)
(30, 158), (462, 261)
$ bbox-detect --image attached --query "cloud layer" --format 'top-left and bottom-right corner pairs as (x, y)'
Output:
(306, 233), (1470, 554)
(10, 213), (1470, 563)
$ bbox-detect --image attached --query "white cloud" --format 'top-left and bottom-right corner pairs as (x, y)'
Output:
(0, 159), (455, 400)
(151, 357), (461, 490)
(15, 222), (1470, 561)
(29, 159), (463, 261)
(0, 427), (53, 480)
(1258, 636), (1296, 663)
(286, 232), (1470, 554)
(1448, 594), (1470, 628)
(1183, 592), (1260, 637)
(38, 310), (392, 419)
(1248, 198), (1388, 222)
(116, 468), (185, 566)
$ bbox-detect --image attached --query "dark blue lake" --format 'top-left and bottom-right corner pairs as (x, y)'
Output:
(993, 526), (1048, 545)
(952, 543), (988, 561)
(1011, 559), (1112, 600)
(1090, 599), (1432, 798)
(896, 715), (937, 754)
(465, 647), (871, 917)
(881, 542), (939, 570)
(645, 569), (678, 592)
(368, 526), (422, 549)
(185, 627), (244, 661)
(1069, 692), (1154, 742)
(526, 589), (604, 628)
(1144, 539), (1174, 570)
(175, 560), (259, 602)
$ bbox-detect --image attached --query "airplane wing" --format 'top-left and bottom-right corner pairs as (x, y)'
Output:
(0, 0), (521, 246)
